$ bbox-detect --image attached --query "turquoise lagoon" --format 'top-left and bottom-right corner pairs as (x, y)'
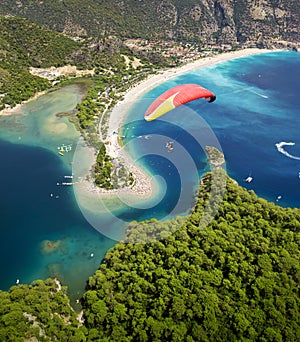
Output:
(0, 51), (300, 301)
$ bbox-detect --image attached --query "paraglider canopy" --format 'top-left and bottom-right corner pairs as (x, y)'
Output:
(144, 83), (216, 122)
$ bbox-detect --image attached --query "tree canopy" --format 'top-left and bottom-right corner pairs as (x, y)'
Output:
(82, 169), (300, 341)
(0, 16), (80, 108)
(1, 169), (300, 341)
(0, 278), (85, 341)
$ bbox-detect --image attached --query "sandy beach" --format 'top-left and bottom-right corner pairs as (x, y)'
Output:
(106, 48), (276, 139)
(0, 48), (280, 200)
(102, 48), (279, 197)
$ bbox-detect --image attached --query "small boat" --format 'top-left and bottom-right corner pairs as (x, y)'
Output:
(57, 143), (72, 153)
(166, 141), (174, 152)
(61, 182), (74, 186)
(244, 171), (253, 183)
(58, 150), (64, 156)
(65, 144), (72, 152)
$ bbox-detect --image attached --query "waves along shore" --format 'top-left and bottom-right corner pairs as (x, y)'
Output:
(99, 48), (280, 197)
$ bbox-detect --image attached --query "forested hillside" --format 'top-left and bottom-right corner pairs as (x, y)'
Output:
(1, 169), (300, 341)
(1, 0), (300, 46)
(0, 14), (170, 110)
(1, 2), (300, 340)
(81, 170), (300, 341)
(0, 16), (79, 108)
(0, 278), (84, 341)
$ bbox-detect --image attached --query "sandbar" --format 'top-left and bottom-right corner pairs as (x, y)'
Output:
(46, 115), (69, 134)
(0, 48), (281, 201)
(100, 48), (280, 197)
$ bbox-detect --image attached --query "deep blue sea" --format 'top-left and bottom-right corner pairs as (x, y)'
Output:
(0, 51), (299, 301)
(122, 50), (300, 209)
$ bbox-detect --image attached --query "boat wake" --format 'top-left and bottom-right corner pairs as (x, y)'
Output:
(275, 141), (300, 160)
(251, 90), (269, 99)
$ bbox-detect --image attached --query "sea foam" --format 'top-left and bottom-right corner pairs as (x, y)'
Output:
(275, 141), (300, 160)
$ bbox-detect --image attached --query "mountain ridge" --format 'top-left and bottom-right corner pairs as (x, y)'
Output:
(0, 0), (300, 47)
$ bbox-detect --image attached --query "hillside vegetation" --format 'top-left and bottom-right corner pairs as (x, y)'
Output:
(0, 2), (300, 340)
(0, 278), (84, 341)
(0, 14), (171, 110)
(1, 170), (299, 341)
(81, 170), (300, 341)
(1, 0), (300, 46)
(0, 16), (79, 108)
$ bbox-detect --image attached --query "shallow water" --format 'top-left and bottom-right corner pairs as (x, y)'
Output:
(0, 81), (115, 303)
(123, 51), (300, 208)
(1, 51), (300, 301)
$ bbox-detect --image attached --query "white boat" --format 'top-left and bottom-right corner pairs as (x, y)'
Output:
(166, 141), (174, 152)
(245, 176), (253, 183)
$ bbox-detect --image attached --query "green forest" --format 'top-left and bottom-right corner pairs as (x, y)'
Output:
(0, 278), (84, 341)
(1, 170), (300, 341)
(94, 144), (113, 189)
(0, 16), (81, 108)
(0, 3), (300, 340)
(0, 14), (169, 112)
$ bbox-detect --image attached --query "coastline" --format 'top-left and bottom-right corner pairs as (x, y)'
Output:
(0, 64), (94, 117)
(0, 48), (281, 202)
(0, 89), (49, 117)
(106, 48), (279, 139)
(100, 48), (280, 197)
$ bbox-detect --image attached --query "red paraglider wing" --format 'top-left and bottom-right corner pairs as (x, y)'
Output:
(144, 84), (216, 121)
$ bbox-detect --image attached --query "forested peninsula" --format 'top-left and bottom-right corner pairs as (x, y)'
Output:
(1, 170), (300, 341)
(1, 2), (300, 340)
